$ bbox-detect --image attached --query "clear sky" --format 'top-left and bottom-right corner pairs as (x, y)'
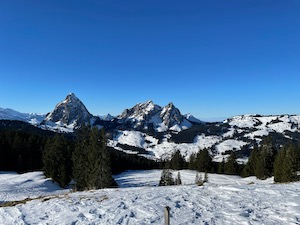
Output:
(0, 0), (299, 121)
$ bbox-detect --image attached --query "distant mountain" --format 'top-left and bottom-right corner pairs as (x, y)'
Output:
(117, 100), (192, 132)
(184, 113), (203, 124)
(99, 114), (115, 121)
(0, 107), (45, 125)
(41, 93), (97, 132)
(1, 94), (300, 163)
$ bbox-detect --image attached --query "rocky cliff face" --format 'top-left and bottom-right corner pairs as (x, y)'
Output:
(43, 93), (95, 129)
(118, 100), (192, 132)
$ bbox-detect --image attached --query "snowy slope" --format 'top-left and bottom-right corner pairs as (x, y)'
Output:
(0, 108), (45, 125)
(0, 170), (300, 225)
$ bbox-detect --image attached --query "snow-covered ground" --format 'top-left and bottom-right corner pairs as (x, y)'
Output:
(0, 170), (300, 224)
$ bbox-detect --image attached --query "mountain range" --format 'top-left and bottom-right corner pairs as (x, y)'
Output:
(1, 93), (300, 162)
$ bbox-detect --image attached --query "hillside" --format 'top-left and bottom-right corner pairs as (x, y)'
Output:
(0, 170), (299, 224)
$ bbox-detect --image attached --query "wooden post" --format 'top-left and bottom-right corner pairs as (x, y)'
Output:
(164, 206), (170, 225)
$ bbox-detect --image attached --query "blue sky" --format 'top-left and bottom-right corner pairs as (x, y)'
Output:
(0, 0), (299, 120)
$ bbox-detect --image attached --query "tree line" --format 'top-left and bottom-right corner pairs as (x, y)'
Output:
(1, 121), (299, 188)
(0, 123), (160, 189)
(163, 136), (300, 183)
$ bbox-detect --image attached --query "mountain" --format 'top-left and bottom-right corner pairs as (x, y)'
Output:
(99, 114), (115, 121)
(2, 94), (300, 163)
(117, 100), (192, 132)
(109, 113), (300, 162)
(0, 107), (45, 125)
(42, 93), (97, 132)
(184, 113), (203, 124)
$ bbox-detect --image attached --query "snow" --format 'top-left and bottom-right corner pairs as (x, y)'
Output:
(1, 170), (300, 225)
(0, 171), (69, 203)
(0, 107), (45, 124)
(184, 113), (203, 123)
(115, 131), (147, 148)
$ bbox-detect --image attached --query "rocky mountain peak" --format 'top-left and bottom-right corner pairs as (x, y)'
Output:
(160, 102), (185, 128)
(43, 93), (94, 129)
(118, 100), (161, 121)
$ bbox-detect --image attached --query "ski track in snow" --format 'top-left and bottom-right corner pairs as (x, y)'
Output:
(0, 170), (300, 224)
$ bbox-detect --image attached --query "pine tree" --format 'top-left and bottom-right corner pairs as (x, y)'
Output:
(43, 134), (72, 188)
(224, 152), (239, 175)
(195, 172), (203, 186)
(169, 150), (185, 170)
(188, 153), (197, 170)
(254, 141), (276, 180)
(159, 169), (174, 186)
(73, 126), (114, 191)
(241, 146), (258, 177)
(274, 144), (299, 183)
(174, 171), (182, 185)
(195, 149), (212, 172)
(217, 159), (225, 174)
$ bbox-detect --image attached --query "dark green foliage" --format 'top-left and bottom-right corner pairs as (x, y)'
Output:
(171, 123), (230, 144)
(241, 146), (258, 177)
(159, 169), (174, 186)
(109, 147), (160, 175)
(217, 159), (225, 174)
(43, 135), (72, 188)
(73, 126), (114, 190)
(0, 122), (51, 172)
(169, 150), (186, 170)
(241, 138), (277, 180)
(274, 144), (300, 183)
(254, 141), (276, 180)
(195, 149), (213, 172)
(188, 153), (196, 170)
(224, 152), (239, 175)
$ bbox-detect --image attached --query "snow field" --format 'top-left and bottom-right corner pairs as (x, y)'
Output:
(0, 170), (300, 224)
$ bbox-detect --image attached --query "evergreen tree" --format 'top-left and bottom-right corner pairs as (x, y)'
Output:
(224, 152), (239, 175)
(241, 146), (258, 177)
(254, 140), (276, 180)
(174, 171), (182, 185)
(274, 144), (299, 183)
(169, 150), (185, 170)
(195, 149), (213, 172)
(73, 126), (114, 191)
(195, 172), (203, 186)
(159, 169), (174, 186)
(43, 134), (72, 188)
(217, 159), (225, 174)
(188, 153), (197, 170)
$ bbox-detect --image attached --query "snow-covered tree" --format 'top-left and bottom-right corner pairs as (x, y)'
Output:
(175, 171), (182, 185)
(159, 169), (174, 186)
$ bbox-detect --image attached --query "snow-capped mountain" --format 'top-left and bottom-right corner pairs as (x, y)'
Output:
(0, 107), (45, 125)
(184, 113), (203, 124)
(99, 114), (115, 121)
(117, 100), (192, 132)
(109, 113), (300, 162)
(42, 93), (97, 132)
(1, 94), (300, 163)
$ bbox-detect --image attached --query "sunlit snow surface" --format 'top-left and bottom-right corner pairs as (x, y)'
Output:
(0, 170), (300, 224)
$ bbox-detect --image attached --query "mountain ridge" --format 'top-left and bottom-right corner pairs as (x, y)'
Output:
(1, 93), (300, 162)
